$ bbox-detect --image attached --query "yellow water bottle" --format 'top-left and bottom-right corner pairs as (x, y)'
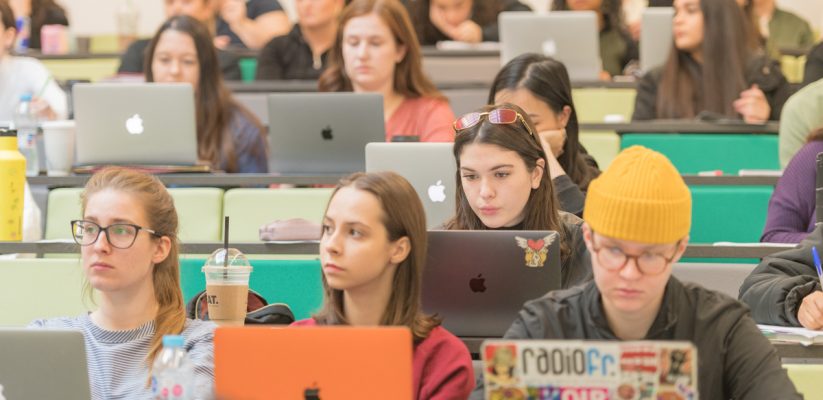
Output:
(0, 128), (26, 241)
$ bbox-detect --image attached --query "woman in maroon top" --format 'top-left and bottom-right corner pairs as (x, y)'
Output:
(291, 171), (474, 400)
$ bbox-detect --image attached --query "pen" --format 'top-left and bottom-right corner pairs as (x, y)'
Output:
(812, 246), (823, 289)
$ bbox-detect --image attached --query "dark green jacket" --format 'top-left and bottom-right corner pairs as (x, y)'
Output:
(766, 8), (815, 58)
(471, 277), (801, 399)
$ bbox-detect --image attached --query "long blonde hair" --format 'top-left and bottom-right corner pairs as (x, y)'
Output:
(80, 167), (185, 372)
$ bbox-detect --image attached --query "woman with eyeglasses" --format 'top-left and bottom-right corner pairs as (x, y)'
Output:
(29, 167), (215, 400)
(443, 103), (592, 289)
(470, 146), (801, 400)
(490, 53), (601, 216)
(318, 0), (455, 143)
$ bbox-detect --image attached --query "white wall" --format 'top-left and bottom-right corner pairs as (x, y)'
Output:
(778, 0), (823, 35)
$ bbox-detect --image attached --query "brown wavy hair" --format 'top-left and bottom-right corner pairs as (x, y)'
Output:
(144, 16), (266, 172)
(443, 103), (570, 261)
(317, 0), (444, 100)
(313, 171), (440, 343)
(409, 0), (503, 45)
(81, 167), (184, 375)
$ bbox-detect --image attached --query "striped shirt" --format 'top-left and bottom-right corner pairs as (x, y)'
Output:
(29, 315), (215, 400)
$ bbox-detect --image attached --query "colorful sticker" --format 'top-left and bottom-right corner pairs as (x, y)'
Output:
(515, 234), (555, 268)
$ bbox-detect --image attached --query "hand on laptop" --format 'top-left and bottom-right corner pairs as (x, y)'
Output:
(798, 291), (823, 330)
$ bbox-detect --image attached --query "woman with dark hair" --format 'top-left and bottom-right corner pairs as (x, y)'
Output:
(632, 0), (791, 123)
(405, 0), (531, 45)
(292, 171), (474, 399)
(9, 0), (68, 50)
(444, 103), (592, 288)
(551, 0), (638, 78)
(144, 15), (268, 173)
(489, 53), (601, 216)
(761, 128), (823, 243)
(319, 0), (455, 142)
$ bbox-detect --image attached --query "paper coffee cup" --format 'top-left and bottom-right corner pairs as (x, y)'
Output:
(202, 248), (252, 326)
(40, 120), (75, 176)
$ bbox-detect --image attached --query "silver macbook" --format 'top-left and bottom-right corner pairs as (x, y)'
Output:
(366, 143), (455, 228)
(640, 7), (674, 72)
(73, 83), (198, 166)
(0, 329), (91, 399)
(424, 230), (561, 337)
(268, 93), (386, 174)
(499, 11), (601, 81)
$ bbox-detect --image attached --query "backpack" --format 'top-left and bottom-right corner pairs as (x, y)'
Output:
(186, 289), (295, 325)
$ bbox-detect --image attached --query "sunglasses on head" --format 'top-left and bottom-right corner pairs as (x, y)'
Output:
(453, 108), (535, 138)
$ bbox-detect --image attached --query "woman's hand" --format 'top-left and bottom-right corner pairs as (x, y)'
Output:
(733, 84), (771, 124)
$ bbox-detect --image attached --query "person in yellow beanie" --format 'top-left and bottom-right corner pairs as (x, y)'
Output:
(469, 145), (800, 400)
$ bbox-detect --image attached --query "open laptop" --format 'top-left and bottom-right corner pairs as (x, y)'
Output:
(366, 143), (456, 228)
(268, 93), (386, 174)
(73, 83), (198, 167)
(0, 329), (91, 399)
(640, 7), (675, 72)
(499, 11), (601, 81)
(424, 230), (561, 337)
(214, 326), (413, 399)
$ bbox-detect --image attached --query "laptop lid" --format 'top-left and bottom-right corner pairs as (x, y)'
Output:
(73, 83), (198, 166)
(481, 340), (698, 399)
(366, 142), (456, 228)
(214, 326), (413, 400)
(0, 329), (91, 399)
(424, 230), (561, 337)
(499, 11), (601, 81)
(268, 93), (386, 174)
(640, 7), (674, 72)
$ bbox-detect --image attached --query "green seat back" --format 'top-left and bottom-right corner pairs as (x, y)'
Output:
(0, 259), (90, 326)
(690, 185), (773, 243)
(785, 364), (823, 399)
(572, 88), (636, 123)
(179, 258), (323, 320)
(621, 134), (779, 174)
(579, 131), (620, 169)
(45, 188), (83, 240)
(223, 188), (333, 242)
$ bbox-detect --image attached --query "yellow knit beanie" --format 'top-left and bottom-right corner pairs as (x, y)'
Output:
(583, 146), (691, 244)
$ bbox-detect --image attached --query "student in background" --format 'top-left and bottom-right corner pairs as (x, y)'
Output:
(318, 0), (455, 142)
(256, 0), (345, 80)
(489, 54), (601, 216)
(778, 75), (823, 167)
(444, 104), (592, 288)
(406, 0), (531, 45)
(292, 171), (474, 400)
(9, 0), (68, 50)
(471, 146), (801, 399)
(741, 0), (814, 58)
(118, 0), (241, 79)
(761, 128), (823, 244)
(551, 0), (637, 79)
(145, 16), (268, 173)
(214, 0), (291, 49)
(632, 0), (790, 123)
(0, 0), (65, 120)
(804, 41), (823, 87)
(29, 167), (215, 399)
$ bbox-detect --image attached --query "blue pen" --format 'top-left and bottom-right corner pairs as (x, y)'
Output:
(812, 246), (823, 289)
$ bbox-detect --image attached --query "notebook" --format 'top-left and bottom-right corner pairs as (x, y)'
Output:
(73, 83), (199, 167)
(481, 340), (698, 399)
(499, 11), (601, 81)
(214, 326), (413, 399)
(424, 230), (561, 337)
(366, 142), (456, 228)
(0, 329), (91, 399)
(640, 7), (675, 72)
(759, 325), (823, 346)
(267, 93), (386, 174)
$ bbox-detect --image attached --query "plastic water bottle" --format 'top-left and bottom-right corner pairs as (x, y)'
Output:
(151, 335), (194, 400)
(13, 94), (39, 177)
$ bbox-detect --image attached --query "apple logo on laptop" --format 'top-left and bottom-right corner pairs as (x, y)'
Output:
(321, 125), (333, 140)
(469, 274), (486, 293)
(304, 385), (321, 400)
(125, 114), (144, 135)
(541, 39), (557, 57)
(427, 180), (447, 202)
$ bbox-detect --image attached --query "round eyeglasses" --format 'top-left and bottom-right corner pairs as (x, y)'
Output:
(589, 231), (681, 275)
(71, 220), (161, 249)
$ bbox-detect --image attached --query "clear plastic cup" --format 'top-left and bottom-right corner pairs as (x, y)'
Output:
(202, 248), (252, 326)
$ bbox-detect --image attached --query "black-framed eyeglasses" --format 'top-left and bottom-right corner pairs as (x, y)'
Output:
(70, 220), (161, 249)
(589, 231), (681, 276)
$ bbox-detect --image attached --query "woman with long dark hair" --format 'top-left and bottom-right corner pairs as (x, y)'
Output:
(406, 0), (531, 45)
(632, 0), (791, 123)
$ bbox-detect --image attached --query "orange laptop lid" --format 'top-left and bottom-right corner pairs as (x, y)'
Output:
(214, 326), (413, 400)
